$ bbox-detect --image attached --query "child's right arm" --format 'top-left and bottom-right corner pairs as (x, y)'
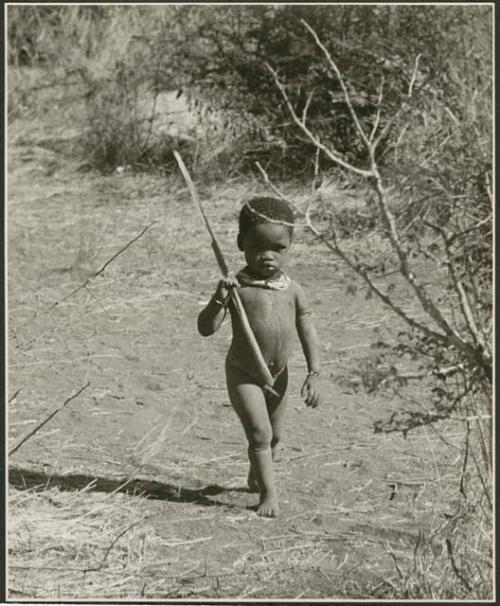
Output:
(197, 277), (239, 336)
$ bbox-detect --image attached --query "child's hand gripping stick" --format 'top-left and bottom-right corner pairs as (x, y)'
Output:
(174, 151), (279, 398)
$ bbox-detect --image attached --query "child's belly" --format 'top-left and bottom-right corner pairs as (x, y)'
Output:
(229, 287), (296, 375)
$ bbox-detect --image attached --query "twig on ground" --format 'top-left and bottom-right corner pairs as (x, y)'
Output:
(93, 222), (156, 279)
(9, 388), (22, 403)
(9, 382), (91, 456)
(18, 222), (156, 332)
(82, 516), (149, 573)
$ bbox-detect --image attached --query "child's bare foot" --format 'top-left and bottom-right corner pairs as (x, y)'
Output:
(257, 492), (279, 517)
(247, 469), (259, 493)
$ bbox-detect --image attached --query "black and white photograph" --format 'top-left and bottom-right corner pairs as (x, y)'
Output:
(5, 2), (494, 601)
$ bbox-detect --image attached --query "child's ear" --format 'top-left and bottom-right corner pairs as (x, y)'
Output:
(237, 233), (244, 251)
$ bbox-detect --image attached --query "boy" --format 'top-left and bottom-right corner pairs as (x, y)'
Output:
(198, 196), (322, 517)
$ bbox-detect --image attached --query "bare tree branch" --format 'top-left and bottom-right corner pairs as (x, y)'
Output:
(369, 168), (482, 363)
(447, 214), (492, 245)
(265, 62), (373, 178)
(255, 161), (453, 346)
(425, 220), (491, 358)
(370, 75), (385, 142)
(301, 18), (371, 149)
(407, 53), (422, 98)
(302, 88), (315, 124)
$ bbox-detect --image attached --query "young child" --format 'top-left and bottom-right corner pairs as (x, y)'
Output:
(197, 196), (322, 517)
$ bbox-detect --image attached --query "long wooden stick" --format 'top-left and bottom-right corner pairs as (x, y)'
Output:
(173, 151), (278, 397)
(9, 382), (91, 456)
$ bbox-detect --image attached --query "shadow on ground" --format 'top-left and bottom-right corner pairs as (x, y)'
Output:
(8, 466), (235, 507)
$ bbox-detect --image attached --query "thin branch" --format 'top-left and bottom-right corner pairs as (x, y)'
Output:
(459, 419), (470, 499)
(447, 214), (492, 245)
(374, 107), (404, 151)
(369, 74), (384, 142)
(93, 221), (156, 279)
(455, 281), (489, 353)
(301, 18), (371, 149)
(310, 146), (321, 196)
(18, 222), (156, 330)
(485, 173), (493, 212)
(302, 88), (315, 124)
(407, 53), (422, 98)
(265, 62), (372, 178)
(9, 382), (90, 456)
(425, 220), (490, 358)
(370, 168), (482, 368)
(303, 20), (466, 354)
(9, 388), (22, 404)
(82, 516), (149, 573)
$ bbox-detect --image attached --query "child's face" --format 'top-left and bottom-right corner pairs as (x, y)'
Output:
(239, 223), (292, 278)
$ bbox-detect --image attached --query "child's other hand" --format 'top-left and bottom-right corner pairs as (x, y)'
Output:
(214, 277), (239, 302)
(301, 375), (321, 408)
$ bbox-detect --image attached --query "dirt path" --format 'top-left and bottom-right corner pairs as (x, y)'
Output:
(7, 141), (457, 599)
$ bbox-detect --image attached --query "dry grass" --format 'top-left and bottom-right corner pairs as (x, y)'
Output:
(8, 407), (492, 599)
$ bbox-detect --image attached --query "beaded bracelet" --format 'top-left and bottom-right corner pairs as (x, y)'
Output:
(307, 371), (321, 378)
(211, 295), (227, 307)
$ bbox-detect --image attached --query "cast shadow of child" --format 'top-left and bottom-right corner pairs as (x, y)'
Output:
(9, 466), (248, 509)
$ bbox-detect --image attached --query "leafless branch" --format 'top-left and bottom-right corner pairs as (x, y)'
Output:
(447, 214), (492, 245)
(302, 88), (315, 124)
(93, 221), (156, 279)
(485, 172), (493, 211)
(303, 26), (456, 346)
(374, 108), (404, 151)
(425, 220), (490, 358)
(9, 382), (91, 456)
(369, 75), (385, 142)
(301, 18), (371, 149)
(408, 53), (422, 98)
(310, 146), (321, 196)
(369, 166), (483, 370)
(265, 62), (372, 178)
(18, 222), (156, 330)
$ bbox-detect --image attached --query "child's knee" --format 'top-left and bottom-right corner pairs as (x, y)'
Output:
(248, 426), (273, 451)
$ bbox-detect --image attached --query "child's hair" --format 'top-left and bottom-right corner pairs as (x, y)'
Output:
(239, 197), (295, 238)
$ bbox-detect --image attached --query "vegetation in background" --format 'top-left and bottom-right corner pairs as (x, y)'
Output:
(7, 5), (492, 177)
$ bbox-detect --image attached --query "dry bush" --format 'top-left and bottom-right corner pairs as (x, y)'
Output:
(254, 15), (492, 599)
(7, 6), (200, 172)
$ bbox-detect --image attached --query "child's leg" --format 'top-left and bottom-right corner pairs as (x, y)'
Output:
(266, 367), (289, 462)
(226, 362), (281, 517)
(248, 368), (288, 489)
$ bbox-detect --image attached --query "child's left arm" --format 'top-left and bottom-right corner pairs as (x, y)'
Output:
(295, 283), (322, 408)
